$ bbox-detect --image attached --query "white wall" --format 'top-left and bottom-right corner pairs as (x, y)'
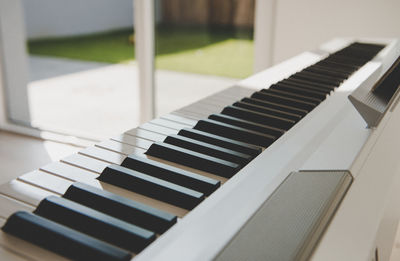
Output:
(23, 0), (134, 39)
(272, 0), (400, 64)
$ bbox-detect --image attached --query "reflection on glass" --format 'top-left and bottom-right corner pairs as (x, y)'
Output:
(156, 0), (254, 79)
(155, 0), (255, 115)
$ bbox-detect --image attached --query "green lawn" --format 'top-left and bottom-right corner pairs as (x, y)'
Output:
(28, 27), (254, 79)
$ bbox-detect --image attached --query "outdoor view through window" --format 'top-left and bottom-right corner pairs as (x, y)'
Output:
(25, 0), (255, 140)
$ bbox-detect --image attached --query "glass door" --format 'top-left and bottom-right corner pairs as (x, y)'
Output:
(1, 0), (268, 141)
(0, 0), (31, 125)
(154, 0), (255, 116)
(1, 0), (143, 140)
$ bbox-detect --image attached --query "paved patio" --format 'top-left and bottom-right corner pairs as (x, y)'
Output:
(28, 56), (236, 140)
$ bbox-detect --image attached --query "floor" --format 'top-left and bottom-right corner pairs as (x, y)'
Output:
(28, 56), (236, 140)
(0, 130), (80, 185)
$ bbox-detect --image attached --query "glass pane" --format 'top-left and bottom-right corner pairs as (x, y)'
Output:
(24, 1), (137, 140)
(155, 0), (254, 116)
(23, 0), (255, 139)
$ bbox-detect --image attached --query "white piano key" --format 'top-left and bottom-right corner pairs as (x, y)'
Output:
(216, 94), (241, 102)
(222, 86), (256, 99)
(0, 180), (56, 207)
(0, 144), (214, 224)
(149, 119), (197, 134)
(150, 118), (188, 131)
(173, 110), (205, 121)
(19, 169), (188, 218)
(125, 127), (167, 141)
(18, 171), (71, 195)
(63, 152), (112, 175)
(205, 87), (243, 100)
(182, 102), (219, 115)
(205, 95), (238, 106)
(107, 140), (228, 185)
(198, 98), (228, 108)
(111, 134), (154, 149)
(79, 146), (127, 164)
(192, 90), (233, 104)
(0, 194), (34, 219)
(178, 109), (210, 119)
(194, 100), (223, 110)
(88, 139), (229, 184)
(201, 93), (231, 103)
(61, 153), (109, 174)
(191, 99), (227, 112)
(31, 167), (98, 190)
(139, 122), (178, 136)
(0, 244), (31, 261)
(160, 114), (197, 127)
(40, 161), (99, 183)
(180, 101), (217, 113)
(173, 109), (206, 120)
(96, 140), (147, 155)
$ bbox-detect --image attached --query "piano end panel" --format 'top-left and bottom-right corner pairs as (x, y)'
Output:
(312, 93), (400, 261)
(214, 170), (352, 261)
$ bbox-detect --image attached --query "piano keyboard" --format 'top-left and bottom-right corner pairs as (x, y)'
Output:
(0, 40), (395, 260)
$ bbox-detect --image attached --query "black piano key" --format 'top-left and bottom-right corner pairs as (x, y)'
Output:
(34, 196), (156, 253)
(194, 119), (275, 147)
(63, 182), (177, 234)
(270, 83), (327, 100)
(297, 70), (343, 86)
(287, 77), (336, 91)
(339, 44), (380, 56)
(178, 128), (262, 157)
(292, 73), (340, 87)
(277, 80), (332, 94)
(233, 101), (302, 122)
(333, 47), (368, 56)
(305, 66), (350, 79)
(350, 42), (384, 53)
(356, 44), (385, 55)
(261, 88), (322, 104)
(2, 211), (132, 261)
(241, 97), (308, 117)
(164, 134), (252, 166)
(325, 58), (363, 69)
(279, 80), (333, 94)
(221, 105), (295, 130)
(98, 164), (205, 210)
(281, 78), (335, 92)
(313, 62), (355, 74)
(146, 142), (241, 178)
(334, 51), (374, 62)
(310, 61), (353, 72)
(316, 60), (358, 72)
(209, 113), (285, 137)
(326, 54), (365, 66)
(329, 50), (367, 60)
(121, 154), (220, 196)
(276, 79), (334, 97)
(301, 68), (346, 80)
(251, 91), (316, 112)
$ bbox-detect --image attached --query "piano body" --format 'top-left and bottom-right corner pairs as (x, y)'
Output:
(0, 38), (399, 261)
